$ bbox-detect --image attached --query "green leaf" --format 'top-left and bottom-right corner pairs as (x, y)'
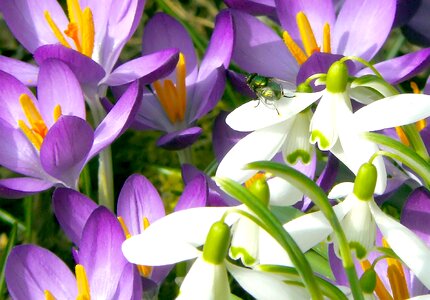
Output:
(0, 223), (18, 297)
(216, 177), (324, 300)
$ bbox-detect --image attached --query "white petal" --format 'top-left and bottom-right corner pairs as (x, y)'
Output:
(258, 198), (354, 265)
(268, 177), (304, 206)
(369, 200), (430, 289)
(216, 121), (291, 183)
(226, 262), (310, 300)
(230, 214), (260, 266)
(177, 257), (230, 300)
(226, 92), (322, 132)
(328, 182), (354, 199)
(122, 207), (236, 265)
(353, 94), (430, 132)
(409, 296), (430, 300)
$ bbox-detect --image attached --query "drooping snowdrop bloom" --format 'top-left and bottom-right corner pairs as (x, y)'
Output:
(6, 207), (140, 300)
(131, 11), (234, 150)
(122, 207), (310, 299)
(0, 59), (140, 198)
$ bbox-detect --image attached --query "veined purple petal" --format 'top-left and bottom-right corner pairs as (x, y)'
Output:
(401, 187), (430, 247)
(34, 45), (106, 93)
(333, 0), (396, 60)
(103, 49), (179, 86)
(275, 0), (335, 43)
(156, 127), (202, 150)
(212, 111), (249, 162)
(0, 70), (37, 126)
(0, 119), (46, 179)
(142, 13), (198, 84)
(0, 0), (68, 53)
(0, 177), (53, 199)
(112, 263), (141, 300)
(37, 59), (86, 127)
(0, 56), (38, 86)
(175, 174), (208, 211)
(133, 90), (172, 132)
(225, 0), (276, 17)
(79, 207), (128, 299)
(40, 116), (94, 188)
(355, 48), (430, 85)
(90, 81), (141, 159)
(117, 174), (165, 236)
(52, 188), (98, 246)
(6, 245), (76, 300)
(230, 10), (298, 81)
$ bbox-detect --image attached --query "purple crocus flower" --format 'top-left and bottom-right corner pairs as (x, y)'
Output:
(52, 173), (208, 295)
(6, 206), (141, 300)
(230, 0), (430, 86)
(0, 58), (141, 198)
(129, 11), (234, 150)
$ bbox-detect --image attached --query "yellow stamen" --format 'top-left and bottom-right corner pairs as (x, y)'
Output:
(395, 127), (410, 146)
(117, 216), (132, 239)
(176, 53), (187, 118)
(53, 104), (62, 122)
(64, 22), (82, 52)
(410, 81), (420, 94)
(81, 8), (95, 57)
(282, 31), (307, 65)
(19, 94), (49, 150)
(44, 290), (57, 300)
(296, 11), (320, 57)
(44, 11), (72, 49)
(75, 264), (90, 300)
(67, 0), (83, 24)
(18, 120), (43, 150)
(360, 260), (393, 300)
(383, 239), (410, 300)
(143, 217), (150, 230)
(153, 80), (176, 123)
(416, 119), (426, 131)
(164, 79), (181, 121)
(322, 23), (331, 53)
(245, 173), (266, 189)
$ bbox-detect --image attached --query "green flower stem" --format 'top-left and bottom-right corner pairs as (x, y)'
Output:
(0, 209), (25, 232)
(86, 94), (114, 211)
(402, 124), (430, 160)
(80, 164), (92, 198)
(258, 265), (348, 300)
(246, 161), (364, 300)
(24, 196), (33, 243)
(340, 56), (383, 78)
(0, 223), (17, 297)
(217, 177), (324, 300)
(386, 34), (406, 60)
(366, 133), (430, 188)
(177, 147), (193, 165)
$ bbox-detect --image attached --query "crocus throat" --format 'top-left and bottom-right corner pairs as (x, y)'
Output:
(18, 94), (62, 151)
(282, 11), (331, 65)
(395, 82), (427, 145)
(360, 239), (410, 300)
(153, 53), (187, 124)
(44, 0), (95, 57)
(44, 264), (90, 300)
(118, 216), (153, 277)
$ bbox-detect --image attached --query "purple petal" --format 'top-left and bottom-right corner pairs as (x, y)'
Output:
(37, 59), (86, 126)
(275, 0), (335, 43)
(0, 119), (45, 179)
(6, 245), (76, 300)
(0, 0), (68, 53)
(103, 49), (179, 86)
(174, 174), (208, 211)
(230, 10), (298, 81)
(226, 70), (256, 98)
(401, 0), (430, 47)
(133, 91), (171, 131)
(156, 127), (202, 150)
(401, 187), (430, 247)
(52, 188), (98, 246)
(0, 56), (38, 86)
(356, 48), (430, 85)
(142, 13), (198, 83)
(112, 263), (141, 300)
(393, 0), (420, 27)
(212, 111), (248, 162)
(90, 80), (141, 159)
(34, 45), (106, 93)
(225, 0), (276, 17)
(0, 177), (53, 199)
(79, 207), (128, 299)
(117, 174), (165, 236)
(40, 116), (94, 188)
(0, 70), (37, 126)
(328, 244), (348, 286)
(333, 0), (396, 60)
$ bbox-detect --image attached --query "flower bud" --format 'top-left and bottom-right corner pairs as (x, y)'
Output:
(245, 174), (270, 206)
(202, 221), (231, 265)
(326, 61), (348, 93)
(296, 82), (313, 93)
(360, 268), (377, 294)
(353, 163), (377, 201)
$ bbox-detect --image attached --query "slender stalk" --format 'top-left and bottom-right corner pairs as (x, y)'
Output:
(0, 209), (25, 232)
(24, 196), (33, 243)
(402, 124), (430, 161)
(0, 223), (17, 297)
(177, 147), (193, 165)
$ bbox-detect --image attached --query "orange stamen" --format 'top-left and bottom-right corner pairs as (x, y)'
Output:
(296, 11), (320, 56)
(360, 260), (393, 300)
(117, 216), (132, 239)
(323, 23), (331, 53)
(75, 264), (90, 300)
(81, 8), (95, 57)
(245, 173), (266, 189)
(53, 105), (62, 122)
(44, 11), (72, 49)
(383, 239), (410, 300)
(64, 22), (82, 52)
(282, 31), (307, 65)
(176, 53), (187, 118)
(395, 127), (410, 146)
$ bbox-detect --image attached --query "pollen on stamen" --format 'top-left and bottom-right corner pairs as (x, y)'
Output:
(176, 53), (187, 118)
(296, 11), (320, 56)
(322, 23), (331, 53)
(117, 216), (132, 239)
(244, 173), (266, 189)
(64, 22), (82, 52)
(383, 239), (410, 299)
(44, 290), (57, 300)
(44, 11), (72, 49)
(75, 264), (90, 300)
(282, 31), (307, 65)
